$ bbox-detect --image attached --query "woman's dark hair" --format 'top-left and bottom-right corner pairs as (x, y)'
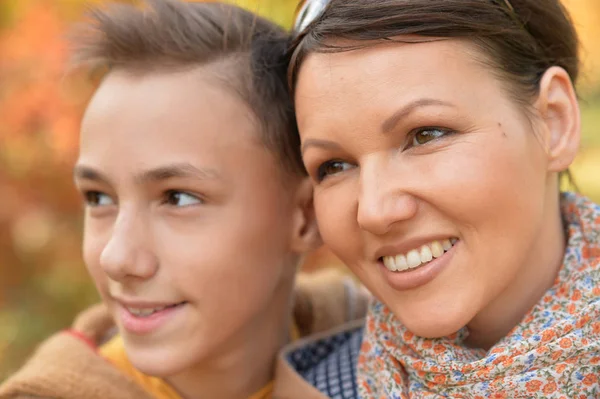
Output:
(289, 0), (580, 107)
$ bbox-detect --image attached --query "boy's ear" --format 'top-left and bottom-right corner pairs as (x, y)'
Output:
(533, 66), (580, 172)
(290, 178), (322, 253)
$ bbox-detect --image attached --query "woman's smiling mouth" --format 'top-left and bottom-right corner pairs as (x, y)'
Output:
(376, 238), (460, 291)
(381, 237), (458, 272)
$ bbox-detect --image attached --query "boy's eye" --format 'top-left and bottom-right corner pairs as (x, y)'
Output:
(165, 190), (203, 207)
(411, 127), (453, 147)
(316, 160), (354, 182)
(84, 191), (115, 207)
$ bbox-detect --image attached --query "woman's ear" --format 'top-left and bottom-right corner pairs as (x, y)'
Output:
(533, 66), (581, 172)
(290, 178), (322, 253)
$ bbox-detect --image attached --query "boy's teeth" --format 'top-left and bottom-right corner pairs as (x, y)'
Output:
(127, 305), (168, 317)
(381, 238), (458, 272)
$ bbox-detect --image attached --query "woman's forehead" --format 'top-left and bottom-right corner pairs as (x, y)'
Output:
(295, 39), (500, 123)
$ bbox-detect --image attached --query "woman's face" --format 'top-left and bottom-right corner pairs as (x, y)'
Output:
(295, 39), (562, 337)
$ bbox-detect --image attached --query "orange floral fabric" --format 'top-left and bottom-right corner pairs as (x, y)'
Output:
(358, 192), (600, 398)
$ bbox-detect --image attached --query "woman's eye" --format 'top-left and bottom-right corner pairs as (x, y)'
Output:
(411, 127), (453, 147)
(316, 160), (354, 182)
(165, 191), (203, 207)
(84, 191), (115, 207)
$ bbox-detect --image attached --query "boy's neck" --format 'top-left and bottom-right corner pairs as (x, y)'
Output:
(165, 274), (297, 399)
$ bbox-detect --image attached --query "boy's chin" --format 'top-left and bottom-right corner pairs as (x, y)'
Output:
(125, 341), (209, 378)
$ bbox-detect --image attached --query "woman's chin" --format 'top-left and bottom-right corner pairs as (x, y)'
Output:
(388, 304), (473, 339)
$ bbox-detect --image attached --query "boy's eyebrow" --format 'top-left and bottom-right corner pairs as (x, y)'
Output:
(73, 165), (110, 184)
(73, 163), (220, 184)
(135, 163), (221, 184)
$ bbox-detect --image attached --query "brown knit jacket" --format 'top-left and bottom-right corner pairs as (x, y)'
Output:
(0, 269), (369, 399)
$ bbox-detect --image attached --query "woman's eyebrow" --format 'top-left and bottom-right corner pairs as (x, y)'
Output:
(381, 98), (456, 133)
(301, 138), (342, 155)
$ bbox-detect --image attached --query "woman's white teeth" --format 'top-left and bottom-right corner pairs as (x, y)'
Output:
(420, 246), (433, 263)
(395, 254), (407, 270)
(383, 256), (396, 271)
(382, 239), (457, 272)
(431, 241), (444, 258)
(406, 250), (421, 269)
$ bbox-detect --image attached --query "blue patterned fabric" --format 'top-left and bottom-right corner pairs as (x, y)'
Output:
(286, 326), (364, 399)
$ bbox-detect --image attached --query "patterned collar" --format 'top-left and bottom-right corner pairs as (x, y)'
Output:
(285, 324), (363, 399)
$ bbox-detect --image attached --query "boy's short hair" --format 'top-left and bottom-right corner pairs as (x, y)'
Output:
(71, 0), (305, 176)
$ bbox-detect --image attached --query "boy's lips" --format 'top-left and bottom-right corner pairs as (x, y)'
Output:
(113, 297), (188, 335)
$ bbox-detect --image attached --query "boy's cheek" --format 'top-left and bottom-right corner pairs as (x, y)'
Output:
(82, 234), (110, 295)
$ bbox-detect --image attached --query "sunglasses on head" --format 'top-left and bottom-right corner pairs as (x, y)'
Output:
(293, 0), (329, 33)
(293, 0), (517, 34)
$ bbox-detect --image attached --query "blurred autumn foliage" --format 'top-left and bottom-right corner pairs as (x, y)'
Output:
(0, 0), (599, 381)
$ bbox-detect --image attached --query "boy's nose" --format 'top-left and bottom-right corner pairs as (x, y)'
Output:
(99, 211), (158, 282)
(356, 163), (418, 236)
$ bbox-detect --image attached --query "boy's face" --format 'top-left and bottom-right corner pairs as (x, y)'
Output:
(75, 67), (311, 376)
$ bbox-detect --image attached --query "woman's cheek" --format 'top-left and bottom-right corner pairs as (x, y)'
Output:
(315, 187), (358, 259)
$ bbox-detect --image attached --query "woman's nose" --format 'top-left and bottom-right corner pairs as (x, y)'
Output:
(357, 162), (418, 235)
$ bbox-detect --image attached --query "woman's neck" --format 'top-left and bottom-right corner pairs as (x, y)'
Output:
(166, 277), (296, 399)
(465, 191), (566, 350)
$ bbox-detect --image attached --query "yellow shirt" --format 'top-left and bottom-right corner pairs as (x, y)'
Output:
(99, 325), (300, 399)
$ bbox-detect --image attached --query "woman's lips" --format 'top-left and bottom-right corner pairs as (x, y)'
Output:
(378, 239), (459, 291)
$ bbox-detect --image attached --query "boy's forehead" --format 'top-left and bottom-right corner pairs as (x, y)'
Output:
(78, 66), (282, 180)
(88, 64), (244, 110)
(83, 65), (256, 139)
